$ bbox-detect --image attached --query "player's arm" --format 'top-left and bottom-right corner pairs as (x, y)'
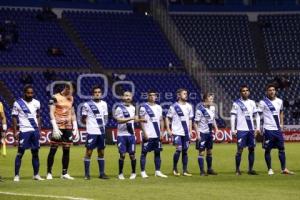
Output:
(189, 119), (193, 137)
(140, 115), (148, 139)
(280, 110), (284, 129)
(257, 101), (264, 133)
(139, 107), (148, 139)
(11, 102), (19, 140)
(81, 115), (87, 125)
(213, 107), (219, 132)
(193, 109), (200, 139)
(159, 116), (165, 141)
(115, 116), (135, 124)
(71, 107), (79, 137)
(254, 112), (260, 133)
(165, 106), (174, 135)
(0, 104), (7, 133)
(280, 101), (284, 129)
(49, 97), (62, 139)
(36, 109), (41, 132)
(12, 115), (18, 140)
(80, 106), (87, 125)
(189, 105), (194, 137)
(230, 103), (237, 136)
(253, 102), (260, 135)
(213, 119), (219, 132)
(104, 115), (108, 125)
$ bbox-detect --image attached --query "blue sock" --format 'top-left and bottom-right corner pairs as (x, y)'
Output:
(118, 159), (124, 175)
(31, 149), (39, 176)
(182, 150), (188, 172)
(140, 152), (147, 171)
(15, 148), (24, 176)
(248, 150), (255, 171)
(235, 152), (242, 171)
(97, 157), (105, 175)
(173, 150), (181, 171)
(154, 152), (161, 171)
(265, 150), (272, 170)
(131, 159), (136, 174)
(198, 156), (204, 173)
(84, 157), (91, 177)
(279, 150), (286, 170)
(206, 154), (212, 171)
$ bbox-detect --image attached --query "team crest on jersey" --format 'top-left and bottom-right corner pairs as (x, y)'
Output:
(265, 140), (270, 144)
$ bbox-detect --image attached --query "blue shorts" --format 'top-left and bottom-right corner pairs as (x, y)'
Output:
(237, 131), (255, 149)
(263, 129), (285, 150)
(142, 138), (162, 153)
(117, 135), (136, 154)
(85, 134), (105, 150)
(19, 131), (40, 150)
(196, 133), (213, 150)
(173, 135), (189, 151)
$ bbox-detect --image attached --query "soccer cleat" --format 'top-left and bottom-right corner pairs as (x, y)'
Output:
(173, 170), (180, 176)
(33, 175), (45, 181)
(141, 171), (149, 179)
(281, 168), (295, 175)
(84, 176), (90, 180)
(13, 175), (20, 182)
(235, 170), (242, 176)
(183, 171), (192, 177)
(99, 174), (109, 179)
(268, 169), (274, 176)
(207, 169), (218, 175)
(118, 174), (125, 180)
(60, 174), (75, 180)
(155, 171), (168, 178)
(129, 173), (136, 180)
(247, 170), (258, 175)
(46, 173), (53, 180)
(200, 171), (207, 176)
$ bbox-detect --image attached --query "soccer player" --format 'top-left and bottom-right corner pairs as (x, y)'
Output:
(46, 82), (79, 180)
(166, 88), (193, 176)
(114, 91), (145, 180)
(0, 101), (7, 134)
(230, 85), (260, 176)
(258, 84), (294, 175)
(0, 100), (7, 181)
(139, 89), (168, 178)
(12, 85), (44, 181)
(81, 86), (109, 180)
(194, 93), (218, 176)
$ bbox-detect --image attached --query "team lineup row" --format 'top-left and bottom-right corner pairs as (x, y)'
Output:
(0, 82), (295, 181)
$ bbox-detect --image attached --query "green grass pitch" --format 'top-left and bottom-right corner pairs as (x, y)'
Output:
(0, 143), (299, 200)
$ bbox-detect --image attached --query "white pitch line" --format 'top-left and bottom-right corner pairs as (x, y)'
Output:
(0, 191), (93, 200)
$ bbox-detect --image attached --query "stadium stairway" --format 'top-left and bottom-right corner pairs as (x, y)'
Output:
(249, 22), (269, 72)
(59, 17), (103, 73)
